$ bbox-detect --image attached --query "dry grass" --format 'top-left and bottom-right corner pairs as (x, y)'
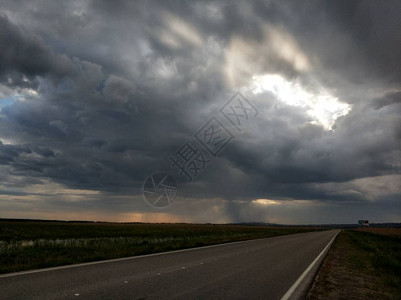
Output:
(355, 227), (401, 237)
(307, 230), (401, 300)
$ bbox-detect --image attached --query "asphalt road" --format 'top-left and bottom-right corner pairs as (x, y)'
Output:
(0, 230), (339, 300)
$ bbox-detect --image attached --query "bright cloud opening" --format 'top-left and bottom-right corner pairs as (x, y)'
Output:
(252, 199), (281, 206)
(251, 74), (352, 129)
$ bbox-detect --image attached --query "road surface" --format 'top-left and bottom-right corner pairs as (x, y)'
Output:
(0, 229), (339, 300)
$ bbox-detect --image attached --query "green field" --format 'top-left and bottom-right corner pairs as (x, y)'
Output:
(307, 229), (401, 300)
(0, 220), (321, 274)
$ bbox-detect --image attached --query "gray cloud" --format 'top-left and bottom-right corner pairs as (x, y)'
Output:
(0, 14), (74, 89)
(0, 0), (400, 223)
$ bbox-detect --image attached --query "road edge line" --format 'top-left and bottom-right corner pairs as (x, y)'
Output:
(280, 230), (340, 300)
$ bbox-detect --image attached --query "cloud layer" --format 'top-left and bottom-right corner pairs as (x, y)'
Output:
(0, 0), (400, 223)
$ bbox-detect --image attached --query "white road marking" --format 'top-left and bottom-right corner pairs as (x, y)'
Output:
(74, 293), (79, 296)
(280, 231), (340, 300)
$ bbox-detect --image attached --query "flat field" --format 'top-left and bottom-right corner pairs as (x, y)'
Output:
(0, 220), (320, 274)
(355, 227), (401, 237)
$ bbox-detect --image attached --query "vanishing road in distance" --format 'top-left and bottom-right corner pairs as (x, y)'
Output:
(1, 230), (339, 300)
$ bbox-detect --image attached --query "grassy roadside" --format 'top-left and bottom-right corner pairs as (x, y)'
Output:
(0, 220), (321, 274)
(307, 229), (401, 300)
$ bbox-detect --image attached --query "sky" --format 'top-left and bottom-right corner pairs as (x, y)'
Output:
(0, 0), (400, 224)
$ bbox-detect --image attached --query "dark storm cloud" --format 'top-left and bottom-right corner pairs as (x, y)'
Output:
(372, 91), (401, 110)
(0, 0), (400, 223)
(247, 0), (401, 96)
(0, 14), (74, 89)
(0, 141), (31, 164)
(321, 0), (401, 83)
(224, 87), (400, 195)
